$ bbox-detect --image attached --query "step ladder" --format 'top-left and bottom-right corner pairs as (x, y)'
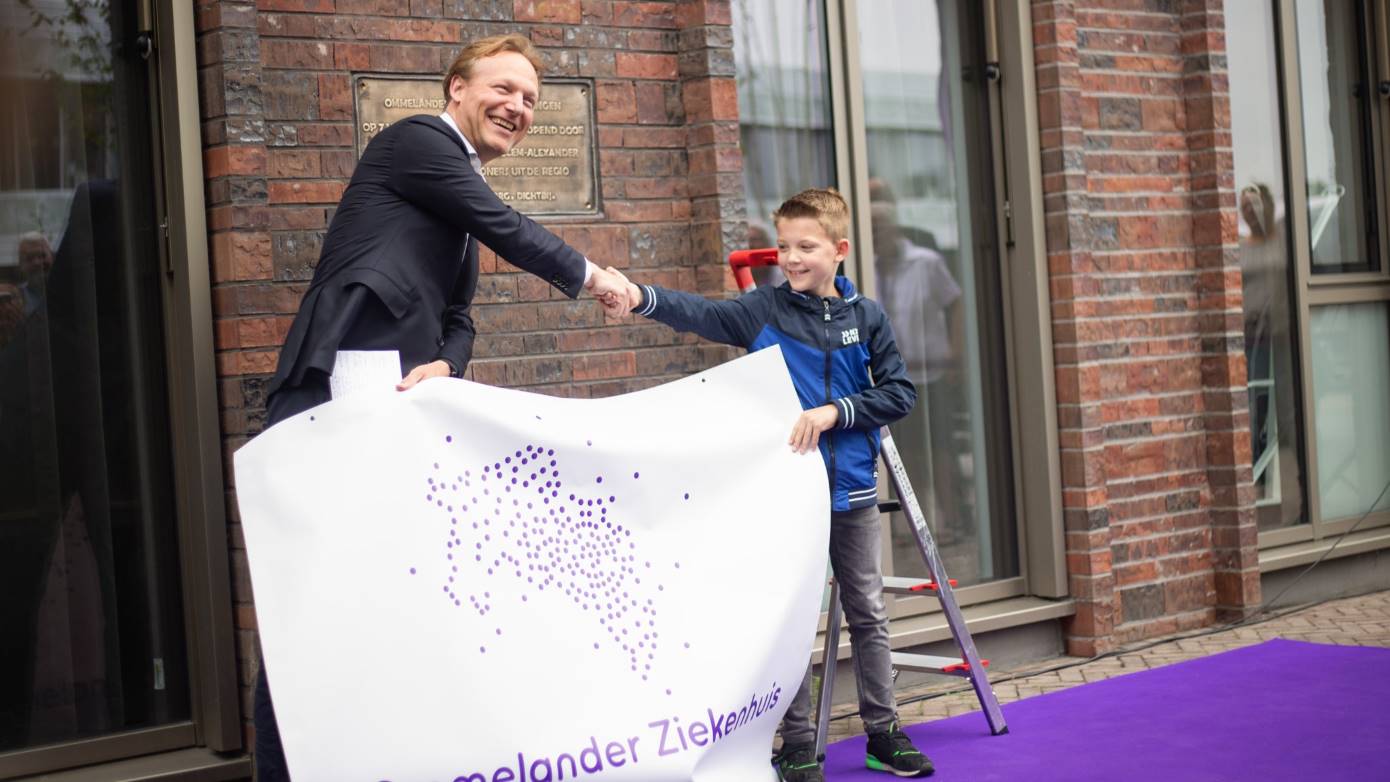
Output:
(728, 249), (1008, 758)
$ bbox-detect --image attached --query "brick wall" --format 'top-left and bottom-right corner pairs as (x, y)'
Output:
(1032, 0), (1259, 656)
(194, 0), (743, 743)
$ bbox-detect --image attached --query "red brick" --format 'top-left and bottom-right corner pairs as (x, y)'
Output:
(334, 43), (370, 70)
(258, 0), (336, 11)
(514, 0), (581, 23)
(268, 180), (347, 204)
(613, 1), (678, 28)
(205, 146), (267, 177)
(596, 81), (638, 123)
(293, 123), (354, 146)
(269, 150), (321, 178)
(615, 52), (678, 80)
(676, 0), (731, 28)
(572, 351), (636, 381)
(258, 13), (318, 37)
(211, 232), (273, 282)
(318, 74), (352, 121)
(261, 40), (334, 69)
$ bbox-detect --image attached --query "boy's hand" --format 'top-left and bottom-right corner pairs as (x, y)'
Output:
(789, 404), (839, 454)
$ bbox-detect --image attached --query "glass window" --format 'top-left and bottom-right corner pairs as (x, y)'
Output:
(858, 0), (1017, 587)
(0, 0), (190, 755)
(1294, 0), (1381, 274)
(732, 0), (835, 286)
(1309, 303), (1390, 521)
(1227, 1), (1307, 531)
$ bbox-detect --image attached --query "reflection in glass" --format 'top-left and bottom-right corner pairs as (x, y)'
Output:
(1309, 303), (1390, 521)
(1227, 1), (1306, 530)
(0, 1), (189, 753)
(1294, 0), (1380, 274)
(732, 0), (835, 285)
(858, 0), (1016, 587)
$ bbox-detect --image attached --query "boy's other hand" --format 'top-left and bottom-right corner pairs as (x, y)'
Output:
(789, 404), (839, 454)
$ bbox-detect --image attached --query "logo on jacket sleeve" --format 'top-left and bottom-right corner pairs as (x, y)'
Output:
(841, 328), (860, 345)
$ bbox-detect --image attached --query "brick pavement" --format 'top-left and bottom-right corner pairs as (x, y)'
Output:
(823, 588), (1390, 744)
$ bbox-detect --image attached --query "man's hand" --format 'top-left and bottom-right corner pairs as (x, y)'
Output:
(789, 404), (839, 454)
(585, 265), (639, 316)
(602, 266), (642, 315)
(397, 359), (452, 391)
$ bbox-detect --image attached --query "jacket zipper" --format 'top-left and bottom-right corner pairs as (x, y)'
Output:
(822, 298), (837, 501)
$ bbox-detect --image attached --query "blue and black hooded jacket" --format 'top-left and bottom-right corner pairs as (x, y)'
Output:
(633, 276), (916, 511)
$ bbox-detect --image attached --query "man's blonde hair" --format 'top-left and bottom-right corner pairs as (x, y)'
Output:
(772, 187), (850, 243)
(443, 34), (544, 100)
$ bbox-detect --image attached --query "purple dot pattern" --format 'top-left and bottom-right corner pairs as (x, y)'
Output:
(423, 440), (685, 687)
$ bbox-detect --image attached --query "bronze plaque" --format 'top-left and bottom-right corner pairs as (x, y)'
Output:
(354, 76), (599, 217)
(354, 76), (449, 156)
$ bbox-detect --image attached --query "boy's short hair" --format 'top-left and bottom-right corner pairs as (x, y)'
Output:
(772, 188), (850, 243)
(443, 34), (544, 100)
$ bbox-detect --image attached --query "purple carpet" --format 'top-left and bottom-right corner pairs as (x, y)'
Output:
(823, 639), (1390, 781)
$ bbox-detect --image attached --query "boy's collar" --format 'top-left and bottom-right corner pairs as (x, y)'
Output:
(782, 275), (861, 303)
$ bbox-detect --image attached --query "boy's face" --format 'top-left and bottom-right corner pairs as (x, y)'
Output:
(775, 216), (848, 299)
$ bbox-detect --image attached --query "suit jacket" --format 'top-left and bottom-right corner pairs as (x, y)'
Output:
(269, 115), (587, 397)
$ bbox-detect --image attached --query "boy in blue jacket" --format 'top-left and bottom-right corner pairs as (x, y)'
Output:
(612, 188), (934, 779)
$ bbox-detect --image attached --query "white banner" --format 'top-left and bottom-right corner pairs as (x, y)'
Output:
(234, 347), (830, 781)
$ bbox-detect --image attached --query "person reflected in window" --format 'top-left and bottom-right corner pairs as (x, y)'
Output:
(869, 180), (966, 540)
(16, 232), (54, 315)
(1238, 182), (1302, 525)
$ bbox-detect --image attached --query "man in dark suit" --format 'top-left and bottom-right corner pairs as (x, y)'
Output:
(264, 32), (628, 427)
(254, 34), (628, 779)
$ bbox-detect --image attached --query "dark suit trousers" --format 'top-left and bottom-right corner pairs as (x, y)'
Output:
(255, 371), (331, 781)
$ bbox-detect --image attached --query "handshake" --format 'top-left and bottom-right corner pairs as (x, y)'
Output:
(583, 266), (642, 318)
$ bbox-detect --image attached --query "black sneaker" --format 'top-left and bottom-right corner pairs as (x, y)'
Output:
(865, 721), (934, 777)
(773, 743), (825, 782)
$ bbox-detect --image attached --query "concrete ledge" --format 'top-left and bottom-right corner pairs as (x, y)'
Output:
(1259, 526), (1390, 573)
(22, 748), (250, 782)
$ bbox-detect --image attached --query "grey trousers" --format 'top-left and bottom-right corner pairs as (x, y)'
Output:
(779, 504), (897, 747)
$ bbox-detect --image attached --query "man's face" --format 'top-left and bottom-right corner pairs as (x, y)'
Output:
(776, 216), (847, 299)
(869, 202), (901, 259)
(448, 51), (539, 164)
(17, 236), (52, 282)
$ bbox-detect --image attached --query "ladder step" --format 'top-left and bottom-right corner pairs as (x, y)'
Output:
(882, 576), (959, 595)
(891, 652), (990, 676)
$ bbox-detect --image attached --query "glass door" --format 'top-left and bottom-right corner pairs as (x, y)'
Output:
(0, 0), (191, 767)
(853, 0), (1019, 593)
